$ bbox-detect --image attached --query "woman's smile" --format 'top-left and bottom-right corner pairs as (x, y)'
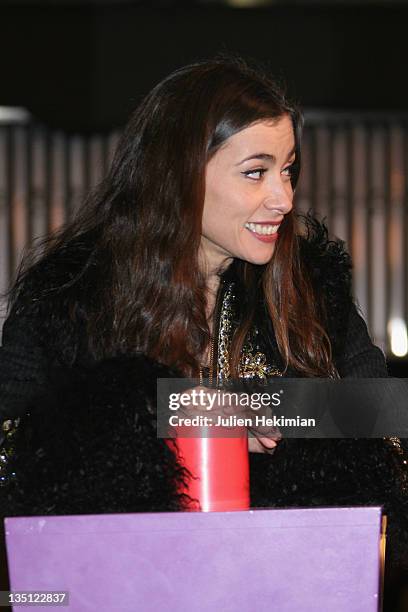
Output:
(244, 222), (281, 242)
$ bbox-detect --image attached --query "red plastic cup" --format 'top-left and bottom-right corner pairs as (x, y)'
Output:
(167, 428), (249, 512)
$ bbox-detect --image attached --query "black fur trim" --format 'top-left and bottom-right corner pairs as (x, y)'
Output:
(0, 355), (193, 516)
(298, 214), (353, 358)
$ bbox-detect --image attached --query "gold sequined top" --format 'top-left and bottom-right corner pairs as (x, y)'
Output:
(215, 281), (282, 384)
(0, 418), (19, 487)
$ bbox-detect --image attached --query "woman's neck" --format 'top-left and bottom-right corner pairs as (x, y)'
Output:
(193, 272), (220, 368)
(205, 273), (220, 327)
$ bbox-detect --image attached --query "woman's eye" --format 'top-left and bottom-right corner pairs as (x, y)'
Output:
(281, 163), (294, 178)
(241, 168), (267, 180)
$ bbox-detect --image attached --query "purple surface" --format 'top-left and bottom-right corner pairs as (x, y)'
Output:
(4, 507), (382, 611)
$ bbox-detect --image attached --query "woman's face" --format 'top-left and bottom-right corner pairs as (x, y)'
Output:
(201, 115), (296, 275)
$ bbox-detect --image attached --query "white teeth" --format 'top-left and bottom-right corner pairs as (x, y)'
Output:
(245, 222), (279, 235)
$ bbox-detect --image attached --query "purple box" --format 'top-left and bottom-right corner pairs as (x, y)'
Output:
(4, 507), (382, 611)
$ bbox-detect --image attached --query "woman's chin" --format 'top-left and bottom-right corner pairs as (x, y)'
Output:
(240, 246), (276, 266)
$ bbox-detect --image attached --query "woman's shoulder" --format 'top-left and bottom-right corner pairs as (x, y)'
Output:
(296, 215), (356, 360)
(10, 231), (96, 314)
(297, 214), (352, 297)
(297, 214), (353, 315)
(4, 232), (95, 367)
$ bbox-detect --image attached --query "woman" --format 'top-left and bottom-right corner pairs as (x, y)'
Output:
(0, 56), (407, 605)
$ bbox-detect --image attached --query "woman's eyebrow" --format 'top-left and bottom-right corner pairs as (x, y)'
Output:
(236, 146), (296, 166)
(236, 153), (275, 165)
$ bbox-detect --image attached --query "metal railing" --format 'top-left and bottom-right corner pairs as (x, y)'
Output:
(1, 109), (407, 355)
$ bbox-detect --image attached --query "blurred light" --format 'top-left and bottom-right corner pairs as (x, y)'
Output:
(388, 318), (408, 357)
(0, 107), (31, 124)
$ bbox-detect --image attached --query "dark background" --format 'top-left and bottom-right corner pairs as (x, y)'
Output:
(1, 1), (408, 131)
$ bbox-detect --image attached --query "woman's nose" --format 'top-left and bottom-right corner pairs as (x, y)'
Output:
(262, 182), (293, 215)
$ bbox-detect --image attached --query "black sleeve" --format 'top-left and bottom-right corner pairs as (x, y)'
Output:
(0, 237), (93, 421)
(335, 303), (388, 378)
(0, 305), (50, 420)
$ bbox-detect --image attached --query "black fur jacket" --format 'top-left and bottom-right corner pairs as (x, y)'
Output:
(0, 220), (407, 605)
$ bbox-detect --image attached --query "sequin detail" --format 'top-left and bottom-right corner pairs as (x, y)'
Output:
(239, 340), (283, 381)
(384, 436), (408, 493)
(215, 281), (282, 383)
(216, 282), (235, 384)
(0, 418), (19, 486)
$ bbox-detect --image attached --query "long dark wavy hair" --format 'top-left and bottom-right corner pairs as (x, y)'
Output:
(11, 55), (335, 377)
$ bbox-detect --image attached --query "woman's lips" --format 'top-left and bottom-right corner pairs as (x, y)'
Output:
(246, 229), (278, 243)
(244, 223), (280, 243)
